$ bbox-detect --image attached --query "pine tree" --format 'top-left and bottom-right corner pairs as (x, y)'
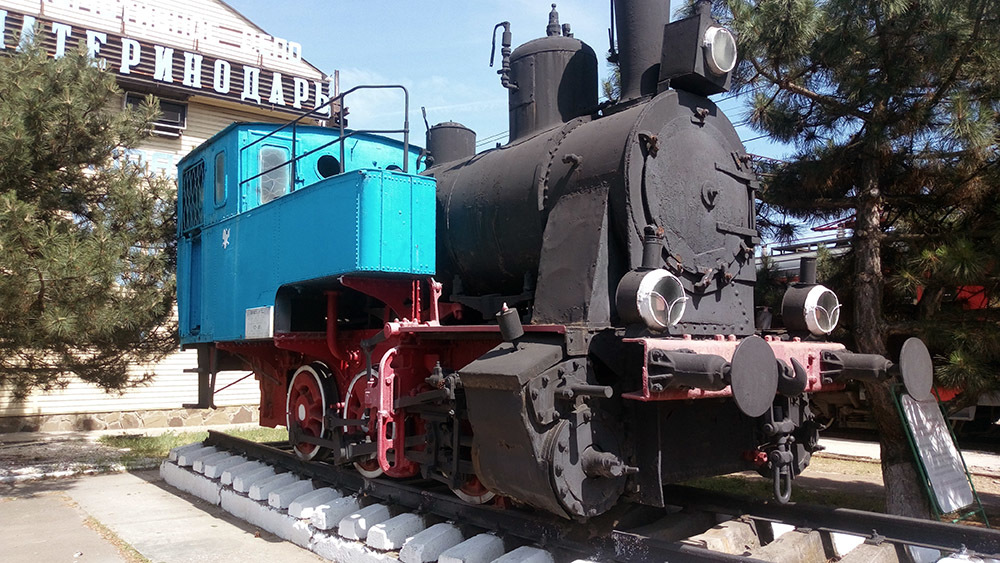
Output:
(715, 0), (1000, 516)
(0, 45), (177, 399)
(890, 179), (1000, 412)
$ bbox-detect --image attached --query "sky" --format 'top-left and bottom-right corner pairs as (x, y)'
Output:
(224, 0), (788, 159)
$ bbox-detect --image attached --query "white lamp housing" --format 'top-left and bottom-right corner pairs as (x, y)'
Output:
(781, 284), (841, 336)
(616, 269), (688, 331)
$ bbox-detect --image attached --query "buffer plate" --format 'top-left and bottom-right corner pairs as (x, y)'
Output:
(899, 337), (934, 402)
(730, 336), (778, 417)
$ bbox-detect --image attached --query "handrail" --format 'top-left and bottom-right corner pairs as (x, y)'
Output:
(337, 85), (410, 173)
(240, 129), (403, 187)
(239, 84), (411, 191)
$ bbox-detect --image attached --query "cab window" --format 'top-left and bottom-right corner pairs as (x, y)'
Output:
(259, 146), (290, 204)
(214, 152), (226, 205)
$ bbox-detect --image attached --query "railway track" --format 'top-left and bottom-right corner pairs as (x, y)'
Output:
(159, 431), (1000, 562)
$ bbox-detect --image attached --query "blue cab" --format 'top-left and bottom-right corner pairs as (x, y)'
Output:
(176, 123), (435, 345)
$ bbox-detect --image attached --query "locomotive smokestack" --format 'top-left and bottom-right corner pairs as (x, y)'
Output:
(615, 0), (670, 100)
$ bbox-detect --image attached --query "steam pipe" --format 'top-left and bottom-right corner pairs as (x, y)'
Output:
(614, 0), (670, 100)
(491, 22), (517, 91)
(325, 291), (344, 361)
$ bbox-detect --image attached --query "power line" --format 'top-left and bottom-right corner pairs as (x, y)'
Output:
(476, 130), (509, 147)
(714, 84), (766, 104)
(478, 130), (508, 143)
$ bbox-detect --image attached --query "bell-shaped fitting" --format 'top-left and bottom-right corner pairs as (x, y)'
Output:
(616, 269), (688, 331)
(782, 284), (841, 336)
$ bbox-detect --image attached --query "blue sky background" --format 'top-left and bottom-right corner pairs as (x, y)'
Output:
(225, 0), (787, 160)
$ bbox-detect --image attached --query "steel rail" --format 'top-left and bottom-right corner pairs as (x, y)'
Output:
(205, 432), (1000, 558)
(661, 484), (1000, 557)
(203, 432), (768, 562)
(204, 432), (577, 551)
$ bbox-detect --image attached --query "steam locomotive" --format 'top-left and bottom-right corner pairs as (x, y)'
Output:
(176, 0), (933, 520)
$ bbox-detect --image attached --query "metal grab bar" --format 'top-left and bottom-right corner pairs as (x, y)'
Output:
(239, 84), (411, 192)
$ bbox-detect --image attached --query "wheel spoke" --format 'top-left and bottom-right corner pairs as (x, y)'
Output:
(286, 363), (332, 461)
(343, 369), (383, 478)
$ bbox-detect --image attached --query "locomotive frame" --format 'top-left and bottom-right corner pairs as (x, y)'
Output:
(176, 0), (933, 521)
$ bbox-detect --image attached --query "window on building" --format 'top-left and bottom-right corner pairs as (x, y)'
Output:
(214, 152), (226, 206)
(124, 92), (187, 138)
(259, 146), (291, 204)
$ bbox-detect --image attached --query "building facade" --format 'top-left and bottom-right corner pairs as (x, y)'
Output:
(0, 0), (338, 432)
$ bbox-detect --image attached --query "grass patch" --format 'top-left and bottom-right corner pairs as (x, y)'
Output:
(83, 516), (151, 563)
(229, 426), (289, 443)
(97, 427), (288, 469)
(810, 454), (883, 476)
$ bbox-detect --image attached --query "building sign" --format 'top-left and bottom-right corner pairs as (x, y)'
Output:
(0, 6), (336, 118)
(900, 394), (975, 514)
(27, 0), (308, 67)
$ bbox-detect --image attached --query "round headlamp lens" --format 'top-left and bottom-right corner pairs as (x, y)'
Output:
(704, 26), (737, 75)
(811, 287), (841, 334)
(638, 270), (688, 330)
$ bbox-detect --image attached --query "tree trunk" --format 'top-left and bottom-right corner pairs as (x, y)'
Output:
(853, 159), (885, 357)
(854, 156), (932, 518)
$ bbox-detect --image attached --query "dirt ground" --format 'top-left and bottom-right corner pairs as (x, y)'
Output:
(0, 435), (156, 482)
(811, 452), (1000, 497)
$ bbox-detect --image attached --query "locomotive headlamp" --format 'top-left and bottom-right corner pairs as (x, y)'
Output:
(616, 270), (688, 331)
(660, 3), (736, 95)
(781, 285), (842, 336)
(703, 26), (737, 75)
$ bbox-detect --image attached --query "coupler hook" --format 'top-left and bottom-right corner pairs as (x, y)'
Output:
(771, 438), (794, 504)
